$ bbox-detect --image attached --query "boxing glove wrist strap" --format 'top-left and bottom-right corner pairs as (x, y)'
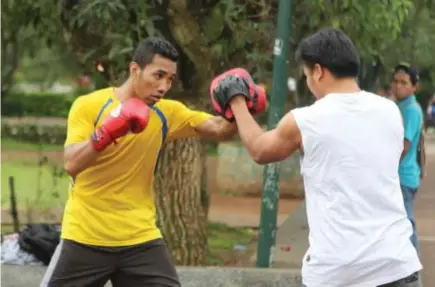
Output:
(90, 127), (114, 152)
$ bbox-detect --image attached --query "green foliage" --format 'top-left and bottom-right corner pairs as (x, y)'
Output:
(15, 44), (80, 88)
(6, 0), (434, 105)
(290, 1), (413, 67)
(382, 1), (435, 75)
(2, 92), (75, 117)
(215, 0), (415, 95)
(373, 0), (435, 102)
(58, 0), (152, 85)
(1, 0), (66, 95)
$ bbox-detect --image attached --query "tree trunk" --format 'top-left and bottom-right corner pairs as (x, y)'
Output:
(1, 29), (19, 99)
(152, 0), (216, 266)
(154, 138), (209, 265)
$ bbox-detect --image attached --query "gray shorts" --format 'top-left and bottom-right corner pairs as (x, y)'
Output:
(40, 238), (180, 287)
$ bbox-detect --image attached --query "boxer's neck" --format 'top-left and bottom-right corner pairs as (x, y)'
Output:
(114, 78), (135, 102)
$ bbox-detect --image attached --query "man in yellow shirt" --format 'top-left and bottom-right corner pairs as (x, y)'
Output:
(41, 37), (264, 287)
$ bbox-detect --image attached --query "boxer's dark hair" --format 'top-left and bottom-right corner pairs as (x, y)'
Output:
(133, 37), (179, 68)
(394, 62), (419, 86)
(295, 28), (360, 78)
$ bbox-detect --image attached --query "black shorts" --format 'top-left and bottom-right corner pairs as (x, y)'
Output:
(40, 238), (180, 287)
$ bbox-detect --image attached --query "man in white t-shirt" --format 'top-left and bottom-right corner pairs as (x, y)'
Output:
(213, 28), (422, 287)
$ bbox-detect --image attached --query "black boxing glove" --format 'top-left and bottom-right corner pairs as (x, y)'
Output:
(210, 68), (267, 120)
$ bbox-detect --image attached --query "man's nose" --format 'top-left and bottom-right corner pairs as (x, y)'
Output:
(157, 82), (171, 94)
(157, 87), (167, 95)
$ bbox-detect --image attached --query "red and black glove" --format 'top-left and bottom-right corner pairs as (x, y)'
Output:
(210, 68), (267, 121)
(90, 97), (150, 151)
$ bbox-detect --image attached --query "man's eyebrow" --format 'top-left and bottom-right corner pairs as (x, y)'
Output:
(155, 69), (168, 74)
(155, 69), (176, 77)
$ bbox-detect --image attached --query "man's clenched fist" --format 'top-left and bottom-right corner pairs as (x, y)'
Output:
(91, 98), (150, 151)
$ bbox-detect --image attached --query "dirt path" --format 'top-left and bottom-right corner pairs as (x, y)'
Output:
(209, 193), (301, 228)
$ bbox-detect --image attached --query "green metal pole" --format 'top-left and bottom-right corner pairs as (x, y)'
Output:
(256, 0), (292, 268)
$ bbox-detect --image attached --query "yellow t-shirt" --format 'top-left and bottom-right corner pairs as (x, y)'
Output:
(61, 87), (212, 246)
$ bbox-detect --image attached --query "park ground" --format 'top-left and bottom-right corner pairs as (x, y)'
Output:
(0, 137), (301, 266)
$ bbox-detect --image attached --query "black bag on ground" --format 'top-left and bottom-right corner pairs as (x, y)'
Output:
(18, 224), (61, 266)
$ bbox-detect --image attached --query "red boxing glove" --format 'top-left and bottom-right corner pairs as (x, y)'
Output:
(210, 68), (267, 120)
(90, 98), (150, 151)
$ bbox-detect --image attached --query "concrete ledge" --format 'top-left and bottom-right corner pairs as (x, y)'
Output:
(178, 267), (302, 287)
(1, 264), (302, 287)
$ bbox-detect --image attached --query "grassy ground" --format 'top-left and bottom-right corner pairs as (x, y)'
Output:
(1, 138), (255, 266)
(2, 138), (68, 209)
(1, 161), (69, 209)
(1, 138), (64, 152)
(206, 222), (256, 266)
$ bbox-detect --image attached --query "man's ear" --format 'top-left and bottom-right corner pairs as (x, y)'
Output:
(313, 63), (323, 82)
(129, 62), (141, 76)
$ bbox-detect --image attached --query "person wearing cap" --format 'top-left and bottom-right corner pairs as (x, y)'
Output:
(391, 62), (424, 251)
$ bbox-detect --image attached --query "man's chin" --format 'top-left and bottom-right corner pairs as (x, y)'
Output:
(143, 98), (156, 106)
(396, 95), (408, 101)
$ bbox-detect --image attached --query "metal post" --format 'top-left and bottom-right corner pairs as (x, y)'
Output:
(256, 0), (292, 268)
(9, 176), (20, 233)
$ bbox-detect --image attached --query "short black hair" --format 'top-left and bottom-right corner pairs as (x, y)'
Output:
(132, 37), (179, 68)
(394, 62), (419, 86)
(295, 28), (360, 78)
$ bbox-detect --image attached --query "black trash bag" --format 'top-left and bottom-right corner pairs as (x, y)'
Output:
(18, 224), (61, 266)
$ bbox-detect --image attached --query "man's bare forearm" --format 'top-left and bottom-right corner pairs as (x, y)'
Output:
(230, 100), (265, 159)
(64, 140), (99, 177)
(215, 117), (238, 141)
(195, 116), (238, 141)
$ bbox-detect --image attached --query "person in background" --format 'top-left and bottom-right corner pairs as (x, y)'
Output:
(391, 62), (424, 251)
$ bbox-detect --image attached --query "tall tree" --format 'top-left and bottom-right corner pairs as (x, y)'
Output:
(380, 0), (435, 108)
(1, 0), (36, 97)
(1, 0), (67, 97)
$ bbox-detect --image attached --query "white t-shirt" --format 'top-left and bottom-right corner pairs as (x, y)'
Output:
(291, 91), (422, 287)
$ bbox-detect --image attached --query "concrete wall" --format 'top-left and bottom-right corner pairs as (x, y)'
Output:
(216, 142), (304, 199)
(1, 265), (303, 287)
